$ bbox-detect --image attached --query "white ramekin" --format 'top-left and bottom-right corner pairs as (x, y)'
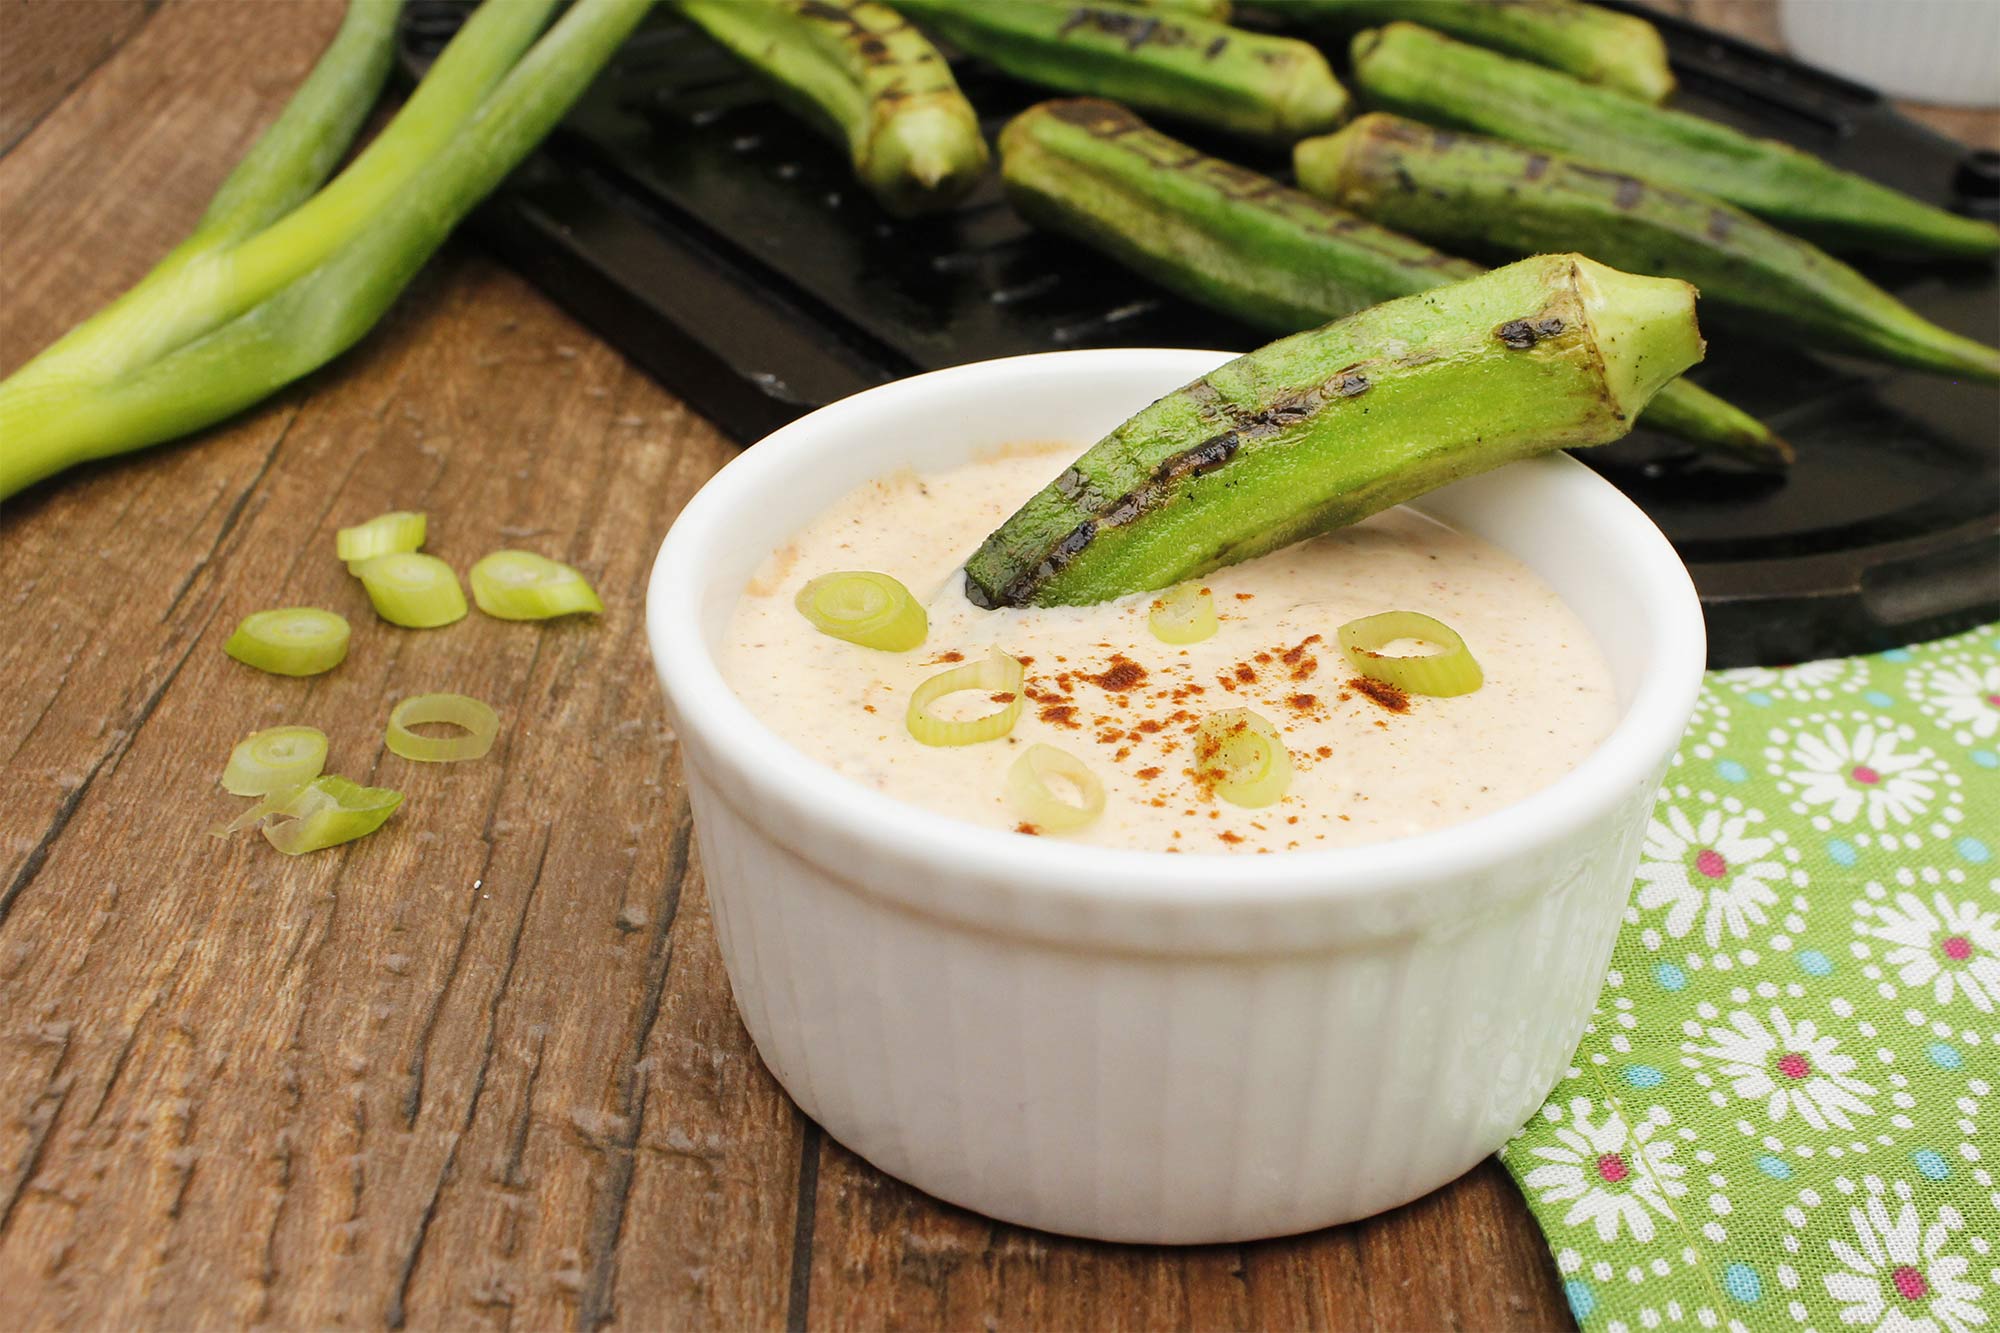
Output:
(646, 349), (1705, 1244)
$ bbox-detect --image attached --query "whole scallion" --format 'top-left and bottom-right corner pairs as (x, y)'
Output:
(0, 0), (659, 500)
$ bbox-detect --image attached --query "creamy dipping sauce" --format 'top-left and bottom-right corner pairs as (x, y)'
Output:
(724, 443), (1618, 854)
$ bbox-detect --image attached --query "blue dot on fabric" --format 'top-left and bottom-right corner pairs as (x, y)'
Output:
(1655, 962), (1688, 991)
(1958, 837), (1991, 864)
(1973, 750), (1999, 770)
(1798, 950), (1833, 977)
(1716, 759), (1749, 783)
(1624, 1065), (1666, 1089)
(1746, 691), (1774, 707)
(1864, 691), (1895, 708)
(1828, 839), (1859, 867)
(1929, 1042), (1964, 1070)
(1565, 1280), (1596, 1321)
(1913, 1149), (1950, 1181)
(1882, 648), (1913, 662)
(1723, 1263), (1762, 1304)
(1756, 1155), (1793, 1181)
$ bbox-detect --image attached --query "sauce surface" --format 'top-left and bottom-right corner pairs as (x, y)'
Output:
(724, 445), (1618, 854)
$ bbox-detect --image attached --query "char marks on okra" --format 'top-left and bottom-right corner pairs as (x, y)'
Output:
(670, 0), (987, 216)
(998, 99), (1786, 466)
(1348, 22), (2000, 259)
(1281, 0), (1673, 102)
(964, 254), (1705, 608)
(884, 0), (1349, 144)
(1296, 114), (2000, 382)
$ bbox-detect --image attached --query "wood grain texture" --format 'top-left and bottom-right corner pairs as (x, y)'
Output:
(0, 0), (157, 152)
(0, 2), (1993, 1331)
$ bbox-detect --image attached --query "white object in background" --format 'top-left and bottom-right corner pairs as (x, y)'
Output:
(647, 349), (1706, 1244)
(1780, 0), (2000, 108)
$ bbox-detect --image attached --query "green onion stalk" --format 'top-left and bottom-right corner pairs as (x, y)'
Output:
(0, 0), (659, 501)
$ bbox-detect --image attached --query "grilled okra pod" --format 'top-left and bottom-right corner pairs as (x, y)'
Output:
(1283, 0), (1672, 102)
(998, 99), (1785, 466)
(1296, 115), (2000, 382)
(964, 254), (1704, 607)
(672, 0), (987, 216)
(885, 0), (1348, 144)
(1350, 22), (2000, 259)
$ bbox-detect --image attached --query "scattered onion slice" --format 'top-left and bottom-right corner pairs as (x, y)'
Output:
(222, 725), (328, 795)
(224, 607), (351, 676)
(906, 651), (1024, 747)
(353, 552), (467, 628)
(336, 511), (426, 567)
(259, 775), (404, 855)
(1193, 708), (1293, 808)
(1148, 581), (1217, 645)
(795, 571), (927, 651)
(386, 692), (499, 763)
(1007, 744), (1105, 833)
(1337, 610), (1483, 697)
(470, 550), (603, 620)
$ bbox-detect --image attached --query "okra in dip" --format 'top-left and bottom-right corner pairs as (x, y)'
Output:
(724, 444), (1617, 854)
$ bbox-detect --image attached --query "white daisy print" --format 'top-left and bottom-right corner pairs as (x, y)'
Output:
(1906, 660), (2000, 743)
(1687, 1006), (1877, 1131)
(1718, 657), (1860, 699)
(1824, 1177), (1987, 1333)
(1522, 1098), (1686, 1244)
(1776, 720), (1940, 829)
(1857, 890), (2000, 1013)
(1634, 804), (1787, 946)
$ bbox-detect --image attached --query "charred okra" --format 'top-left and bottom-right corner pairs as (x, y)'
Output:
(965, 254), (1705, 607)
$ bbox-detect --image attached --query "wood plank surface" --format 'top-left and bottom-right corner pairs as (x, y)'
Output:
(0, 2), (1991, 1330)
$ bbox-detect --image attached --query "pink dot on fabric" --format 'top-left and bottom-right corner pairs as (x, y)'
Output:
(1694, 849), (1728, 879)
(1776, 1053), (1811, 1080)
(1595, 1153), (1629, 1184)
(1850, 765), (1881, 785)
(1942, 936), (1973, 962)
(1892, 1266), (1928, 1302)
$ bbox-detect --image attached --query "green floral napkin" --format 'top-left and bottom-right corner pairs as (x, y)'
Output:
(1501, 623), (1999, 1333)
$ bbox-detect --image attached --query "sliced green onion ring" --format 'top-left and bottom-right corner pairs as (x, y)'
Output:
(906, 651), (1024, 747)
(336, 510), (426, 567)
(469, 549), (603, 620)
(222, 725), (328, 795)
(353, 552), (467, 628)
(795, 570), (927, 652)
(1337, 610), (1484, 697)
(1148, 581), (1217, 645)
(1193, 708), (1293, 809)
(260, 775), (404, 855)
(386, 692), (499, 763)
(1007, 744), (1106, 834)
(224, 607), (351, 676)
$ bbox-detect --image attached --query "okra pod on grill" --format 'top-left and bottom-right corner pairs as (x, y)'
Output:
(884, 0), (1348, 144)
(998, 99), (1786, 466)
(672, 0), (987, 216)
(1349, 22), (2000, 260)
(1283, 0), (1673, 102)
(964, 254), (1705, 607)
(1296, 114), (2000, 382)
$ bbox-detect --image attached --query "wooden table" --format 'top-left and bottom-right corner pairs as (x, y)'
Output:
(1, 4), (1991, 1329)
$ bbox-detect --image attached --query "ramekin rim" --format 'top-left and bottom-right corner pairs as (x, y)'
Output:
(646, 349), (1705, 910)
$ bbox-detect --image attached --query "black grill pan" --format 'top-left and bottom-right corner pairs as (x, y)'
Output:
(398, 2), (2000, 667)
